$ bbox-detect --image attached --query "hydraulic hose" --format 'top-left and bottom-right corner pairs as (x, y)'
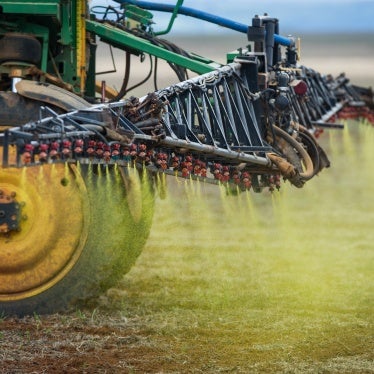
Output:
(110, 51), (131, 102)
(115, 0), (294, 47)
(272, 126), (314, 180)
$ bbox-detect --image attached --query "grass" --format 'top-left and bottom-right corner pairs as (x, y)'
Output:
(115, 120), (374, 372)
(1, 121), (372, 373)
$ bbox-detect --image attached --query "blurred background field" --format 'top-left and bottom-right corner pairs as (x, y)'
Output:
(93, 0), (374, 92)
(96, 33), (374, 95)
(118, 121), (373, 372)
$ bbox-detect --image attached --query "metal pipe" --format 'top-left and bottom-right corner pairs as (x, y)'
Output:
(115, 0), (294, 47)
(85, 19), (214, 74)
(133, 133), (272, 167)
(154, 0), (184, 36)
(146, 165), (223, 186)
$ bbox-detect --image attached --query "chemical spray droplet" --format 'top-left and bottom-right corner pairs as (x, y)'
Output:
(60, 177), (69, 186)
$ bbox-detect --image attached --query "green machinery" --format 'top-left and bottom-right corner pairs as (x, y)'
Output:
(0, 0), (372, 316)
(0, 0), (221, 114)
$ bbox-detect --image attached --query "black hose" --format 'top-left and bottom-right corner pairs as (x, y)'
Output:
(95, 19), (191, 91)
(109, 51), (131, 102)
(125, 54), (154, 94)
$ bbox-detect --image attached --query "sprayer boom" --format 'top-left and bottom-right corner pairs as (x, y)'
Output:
(2, 54), (368, 192)
(1, 1), (373, 194)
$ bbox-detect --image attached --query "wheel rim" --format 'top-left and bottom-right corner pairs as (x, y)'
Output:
(0, 162), (89, 301)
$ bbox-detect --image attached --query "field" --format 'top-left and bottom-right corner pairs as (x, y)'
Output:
(1, 34), (374, 373)
(96, 33), (374, 92)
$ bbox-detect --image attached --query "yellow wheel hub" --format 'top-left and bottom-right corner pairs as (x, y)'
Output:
(0, 162), (88, 301)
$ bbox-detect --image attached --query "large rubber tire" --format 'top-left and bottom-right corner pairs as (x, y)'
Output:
(0, 90), (154, 316)
(0, 162), (154, 316)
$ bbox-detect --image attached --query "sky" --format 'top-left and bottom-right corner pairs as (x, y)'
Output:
(90, 0), (374, 35)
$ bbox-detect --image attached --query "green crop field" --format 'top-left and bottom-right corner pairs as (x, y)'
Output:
(109, 121), (373, 372)
(2, 113), (372, 374)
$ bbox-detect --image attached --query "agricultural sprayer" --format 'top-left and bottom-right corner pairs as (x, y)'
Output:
(0, 0), (372, 316)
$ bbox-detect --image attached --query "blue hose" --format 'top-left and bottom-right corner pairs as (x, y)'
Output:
(114, 0), (293, 47)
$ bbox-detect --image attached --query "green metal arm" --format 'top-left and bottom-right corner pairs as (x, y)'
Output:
(154, 0), (184, 36)
(85, 19), (218, 75)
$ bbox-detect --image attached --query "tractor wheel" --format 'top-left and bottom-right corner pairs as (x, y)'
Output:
(0, 90), (154, 316)
(0, 161), (154, 316)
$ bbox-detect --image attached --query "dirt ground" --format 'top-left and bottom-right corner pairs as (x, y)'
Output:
(0, 310), (171, 373)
